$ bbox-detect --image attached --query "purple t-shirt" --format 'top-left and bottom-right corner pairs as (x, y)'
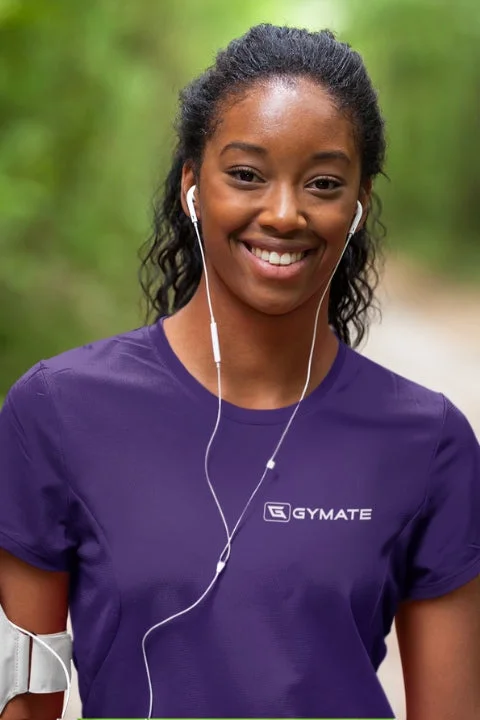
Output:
(1, 318), (480, 719)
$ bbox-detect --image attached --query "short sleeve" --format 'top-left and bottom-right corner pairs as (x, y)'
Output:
(405, 395), (480, 600)
(0, 362), (74, 571)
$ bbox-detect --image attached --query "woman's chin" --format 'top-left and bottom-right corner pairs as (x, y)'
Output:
(235, 287), (313, 317)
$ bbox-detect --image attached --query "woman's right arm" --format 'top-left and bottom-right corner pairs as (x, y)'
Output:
(0, 548), (69, 720)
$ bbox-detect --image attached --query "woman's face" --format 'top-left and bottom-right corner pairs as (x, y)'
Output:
(181, 77), (370, 317)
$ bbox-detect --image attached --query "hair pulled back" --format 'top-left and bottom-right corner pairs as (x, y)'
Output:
(139, 24), (387, 347)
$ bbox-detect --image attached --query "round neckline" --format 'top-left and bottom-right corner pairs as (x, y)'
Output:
(148, 316), (348, 425)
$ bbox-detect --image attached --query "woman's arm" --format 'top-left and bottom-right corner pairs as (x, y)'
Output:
(0, 548), (69, 720)
(396, 575), (480, 720)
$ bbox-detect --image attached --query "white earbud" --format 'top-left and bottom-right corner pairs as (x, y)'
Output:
(185, 184), (220, 364)
(186, 185), (198, 224)
(348, 201), (363, 239)
(188, 185), (362, 240)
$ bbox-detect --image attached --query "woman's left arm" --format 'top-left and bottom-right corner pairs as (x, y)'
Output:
(396, 574), (480, 720)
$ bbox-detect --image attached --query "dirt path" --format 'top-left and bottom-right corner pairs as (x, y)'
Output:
(64, 257), (480, 719)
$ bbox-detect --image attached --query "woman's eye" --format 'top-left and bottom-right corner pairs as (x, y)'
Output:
(310, 178), (341, 191)
(228, 168), (261, 183)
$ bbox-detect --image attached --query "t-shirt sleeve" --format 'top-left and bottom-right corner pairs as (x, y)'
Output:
(0, 362), (73, 571)
(405, 395), (480, 600)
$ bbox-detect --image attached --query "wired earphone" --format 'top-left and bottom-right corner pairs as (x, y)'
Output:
(140, 187), (364, 718)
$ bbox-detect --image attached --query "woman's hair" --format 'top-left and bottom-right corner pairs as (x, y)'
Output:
(139, 24), (387, 347)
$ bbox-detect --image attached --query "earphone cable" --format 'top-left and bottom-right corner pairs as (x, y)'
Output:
(142, 202), (360, 717)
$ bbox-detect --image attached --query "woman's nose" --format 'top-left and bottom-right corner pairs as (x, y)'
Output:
(257, 185), (308, 235)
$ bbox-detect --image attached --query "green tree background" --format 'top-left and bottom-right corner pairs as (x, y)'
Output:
(345, 0), (480, 278)
(1, 0), (479, 398)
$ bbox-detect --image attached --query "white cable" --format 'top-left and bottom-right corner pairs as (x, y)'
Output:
(261, 225), (354, 471)
(7, 619), (71, 719)
(142, 221), (230, 719)
(142, 217), (356, 718)
(203, 361), (231, 562)
(212, 227), (354, 549)
(191, 220), (230, 555)
(142, 557), (225, 720)
(192, 222), (216, 329)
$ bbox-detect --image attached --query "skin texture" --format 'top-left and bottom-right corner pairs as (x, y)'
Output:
(0, 548), (67, 719)
(166, 77), (370, 410)
(1, 77), (479, 720)
(396, 576), (480, 720)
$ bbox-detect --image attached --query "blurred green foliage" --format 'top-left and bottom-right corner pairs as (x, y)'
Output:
(1, 0), (479, 398)
(0, 0), (283, 393)
(344, 0), (480, 278)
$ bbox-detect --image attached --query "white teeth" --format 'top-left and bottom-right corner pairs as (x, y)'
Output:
(249, 245), (306, 266)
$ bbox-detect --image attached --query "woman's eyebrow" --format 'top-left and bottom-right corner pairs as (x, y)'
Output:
(311, 150), (351, 165)
(220, 142), (350, 165)
(220, 141), (267, 156)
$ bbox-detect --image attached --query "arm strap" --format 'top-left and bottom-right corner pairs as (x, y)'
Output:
(0, 601), (72, 713)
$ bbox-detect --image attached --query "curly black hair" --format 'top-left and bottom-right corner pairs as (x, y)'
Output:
(139, 24), (387, 347)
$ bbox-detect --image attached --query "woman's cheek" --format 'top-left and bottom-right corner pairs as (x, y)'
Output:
(206, 207), (253, 245)
(313, 212), (351, 250)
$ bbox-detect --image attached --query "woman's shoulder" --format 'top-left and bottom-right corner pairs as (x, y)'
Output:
(43, 323), (152, 373)
(3, 324), (158, 420)
(341, 342), (479, 457)
(16, 324), (151, 382)
(344, 342), (447, 417)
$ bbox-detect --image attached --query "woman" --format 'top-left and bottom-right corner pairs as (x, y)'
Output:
(1, 23), (479, 720)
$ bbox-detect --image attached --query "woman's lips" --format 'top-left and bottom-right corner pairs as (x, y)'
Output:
(237, 239), (315, 280)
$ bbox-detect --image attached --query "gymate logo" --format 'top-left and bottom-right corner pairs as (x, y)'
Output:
(264, 502), (292, 522)
(264, 502), (373, 522)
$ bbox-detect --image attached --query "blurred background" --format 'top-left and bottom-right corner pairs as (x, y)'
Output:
(0, 0), (479, 718)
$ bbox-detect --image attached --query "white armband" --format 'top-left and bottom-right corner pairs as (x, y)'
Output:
(0, 601), (72, 713)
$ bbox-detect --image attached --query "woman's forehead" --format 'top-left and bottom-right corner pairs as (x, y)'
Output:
(209, 77), (358, 162)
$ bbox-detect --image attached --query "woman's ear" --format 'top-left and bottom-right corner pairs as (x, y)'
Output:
(180, 164), (199, 222)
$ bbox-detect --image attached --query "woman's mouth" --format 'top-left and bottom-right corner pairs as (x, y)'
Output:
(244, 243), (309, 266)
(238, 241), (315, 279)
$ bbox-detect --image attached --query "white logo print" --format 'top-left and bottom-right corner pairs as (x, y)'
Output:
(264, 502), (292, 522)
(264, 502), (373, 522)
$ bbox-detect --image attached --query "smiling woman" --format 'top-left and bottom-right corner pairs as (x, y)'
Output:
(141, 29), (386, 350)
(181, 78), (364, 315)
(0, 22), (480, 720)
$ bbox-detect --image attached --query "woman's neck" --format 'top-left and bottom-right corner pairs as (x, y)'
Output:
(163, 281), (339, 410)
